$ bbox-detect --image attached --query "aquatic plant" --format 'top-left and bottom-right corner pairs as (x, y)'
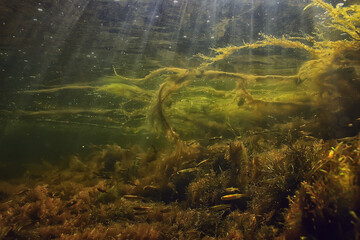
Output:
(304, 0), (360, 40)
(2, 132), (360, 239)
(112, 0), (360, 142)
(248, 140), (325, 225)
(282, 138), (360, 239)
(2, 1), (360, 238)
(13, 0), (359, 143)
(187, 171), (228, 208)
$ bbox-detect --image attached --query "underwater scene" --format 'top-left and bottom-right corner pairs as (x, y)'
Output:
(1, 0), (360, 239)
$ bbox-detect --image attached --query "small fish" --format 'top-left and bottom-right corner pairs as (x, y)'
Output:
(319, 169), (328, 174)
(209, 136), (223, 141)
(186, 140), (198, 146)
(299, 130), (312, 136)
(16, 189), (30, 195)
(93, 172), (112, 179)
(210, 204), (231, 211)
(197, 159), (209, 167)
(304, 135), (316, 140)
(221, 194), (246, 201)
(176, 168), (198, 174)
(123, 195), (143, 200)
(143, 185), (160, 191)
(133, 206), (151, 211)
(225, 187), (240, 193)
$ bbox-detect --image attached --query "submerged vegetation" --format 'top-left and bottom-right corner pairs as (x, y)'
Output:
(138, 0), (360, 143)
(1, 0), (360, 239)
(15, 0), (359, 142)
(1, 132), (359, 239)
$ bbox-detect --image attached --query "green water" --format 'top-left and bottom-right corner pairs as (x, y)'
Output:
(0, 0), (359, 176)
(1, 1), (360, 239)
